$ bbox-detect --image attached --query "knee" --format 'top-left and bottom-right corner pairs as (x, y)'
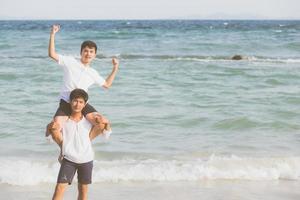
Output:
(53, 184), (66, 199)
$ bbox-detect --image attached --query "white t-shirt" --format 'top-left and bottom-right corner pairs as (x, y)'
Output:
(62, 117), (94, 163)
(58, 54), (106, 102)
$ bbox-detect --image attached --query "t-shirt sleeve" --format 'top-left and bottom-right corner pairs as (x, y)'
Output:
(58, 54), (76, 69)
(90, 69), (106, 87)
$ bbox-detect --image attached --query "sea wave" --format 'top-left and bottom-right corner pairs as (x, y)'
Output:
(1, 54), (300, 66)
(111, 54), (300, 64)
(0, 155), (299, 185)
(1, 54), (300, 64)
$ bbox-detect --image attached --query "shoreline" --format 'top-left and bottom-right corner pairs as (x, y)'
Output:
(1, 180), (300, 200)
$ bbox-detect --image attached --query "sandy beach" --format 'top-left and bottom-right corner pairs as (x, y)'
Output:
(1, 180), (300, 200)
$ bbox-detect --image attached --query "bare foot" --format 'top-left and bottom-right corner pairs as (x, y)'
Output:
(102, 123), (112, 139)
(45, 123), (52, 137)
(104, 123), (111, 132)
(94, 113), (109, 124)
(45, 130), (51, 137)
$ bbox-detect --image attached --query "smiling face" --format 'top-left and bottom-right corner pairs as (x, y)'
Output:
(80, 46), (96, 65)
(70, 97), (87, 114)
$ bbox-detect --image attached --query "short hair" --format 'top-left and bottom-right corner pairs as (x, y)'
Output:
(81, 40), (97, 53)
(70, 89), (89, 103)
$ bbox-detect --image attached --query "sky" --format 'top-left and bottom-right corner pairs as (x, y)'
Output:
(1, 0), (300, 20)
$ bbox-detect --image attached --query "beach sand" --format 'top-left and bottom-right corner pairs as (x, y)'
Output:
(1, 180), (300, 200)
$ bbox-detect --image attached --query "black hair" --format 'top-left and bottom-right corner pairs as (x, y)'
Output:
(70, 89), (89, 103)
(81, 40), (97, 53)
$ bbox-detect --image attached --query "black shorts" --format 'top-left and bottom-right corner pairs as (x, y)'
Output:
(54, 99), (97, 117)
(57, 158), (93, 185)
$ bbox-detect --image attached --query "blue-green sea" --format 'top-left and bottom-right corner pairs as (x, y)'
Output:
(0, 20), (300, 199)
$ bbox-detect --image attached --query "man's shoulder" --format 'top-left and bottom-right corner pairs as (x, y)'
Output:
(81, 117), (93, 129)
(58, 54), (79, 65)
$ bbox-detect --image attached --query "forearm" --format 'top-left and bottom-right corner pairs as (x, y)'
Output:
(48, 33), (59, 61)
(89, 125), (104, 141)
(104, 66), (118, 88)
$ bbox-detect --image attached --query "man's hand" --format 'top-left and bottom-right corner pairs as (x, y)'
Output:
(47, 121), (60, 133)
(112, 57), (119, 68)
(95, 114), (109, 125)
(49, 25), (60, 61)
(89, 115), (107, 140)
(51, 24), (60, 35)
(102, 57), (119, 89)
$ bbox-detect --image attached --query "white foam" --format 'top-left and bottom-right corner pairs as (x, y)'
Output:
(0, 158), (59, 185)
(93, 155), (300, 182)
(0, 155), (299, 185)
(116, 54), (300, 64)
(248, 56), (300, 64)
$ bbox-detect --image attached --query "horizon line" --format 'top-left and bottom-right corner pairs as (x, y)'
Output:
(1, 18), (300, 21)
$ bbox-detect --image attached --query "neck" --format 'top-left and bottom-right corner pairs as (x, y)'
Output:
(80, 59), (90, 66)
(70, 111), (83, 122)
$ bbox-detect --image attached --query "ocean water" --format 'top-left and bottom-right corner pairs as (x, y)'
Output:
(0, 20), (300, 199)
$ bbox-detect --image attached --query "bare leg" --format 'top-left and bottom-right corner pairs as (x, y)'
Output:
(47, 122), (62, 146)
(105, 123), (111, 131)
(77, 184), (88, 200)
(47, 116), (68, 163)
(46, 116), (68, 137)
(52, 183), (68, 200)
(86, 112), (110, 126)
(89, 122), (106, 140)
(87, 112), (112, 137)
(54, 116), (68, 131)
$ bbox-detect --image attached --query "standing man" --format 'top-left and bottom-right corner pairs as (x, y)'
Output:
(49, 89), (108, 200)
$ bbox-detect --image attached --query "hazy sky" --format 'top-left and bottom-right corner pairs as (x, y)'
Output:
(1, 0), (300, 20)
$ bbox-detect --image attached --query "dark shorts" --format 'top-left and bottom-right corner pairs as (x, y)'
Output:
(57, 158), (93, 185)
(54, 99), (97, 117)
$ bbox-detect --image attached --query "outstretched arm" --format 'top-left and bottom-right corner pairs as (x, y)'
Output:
(103, 57), (119, 89)
(48, 24), (60, 62)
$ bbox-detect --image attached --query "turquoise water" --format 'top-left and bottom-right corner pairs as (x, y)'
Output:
(0, 20), (300, 186)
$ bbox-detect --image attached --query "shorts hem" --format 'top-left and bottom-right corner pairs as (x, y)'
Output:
(78, 181), (92, 185)
(57, 180), (72, 185)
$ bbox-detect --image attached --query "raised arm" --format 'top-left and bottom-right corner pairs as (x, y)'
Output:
(48, 25), (60, 62)
(103, 57), (119, 89)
